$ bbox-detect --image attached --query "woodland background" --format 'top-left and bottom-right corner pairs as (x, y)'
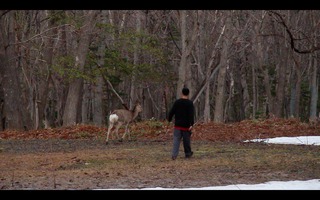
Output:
(1, 10), (320, 131)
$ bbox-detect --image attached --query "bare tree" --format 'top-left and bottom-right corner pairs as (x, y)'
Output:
(0, 11), (29, 130)
(63, 10), (98, 127)
(213, 11), (231, 123)
(176, 10), (199, 99)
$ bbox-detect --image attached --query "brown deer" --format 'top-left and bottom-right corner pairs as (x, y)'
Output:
(106, 100), (142, 144)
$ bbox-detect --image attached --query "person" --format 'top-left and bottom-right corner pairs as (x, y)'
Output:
(167, 87), (195, 160)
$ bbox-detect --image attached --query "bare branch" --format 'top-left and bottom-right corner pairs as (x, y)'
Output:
(168, 16), (182, 56)
(0, 10), (10, 19)
(191, 52), (221, 104)
(268, 10), (320, 54)
(95, 62), (129, 110)
(9, 24), (75, 46)
(190, 24), (225, 103)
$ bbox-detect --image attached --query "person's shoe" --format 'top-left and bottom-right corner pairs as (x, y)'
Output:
(185, 151), (193, 158)
(172, 156), (177, 160)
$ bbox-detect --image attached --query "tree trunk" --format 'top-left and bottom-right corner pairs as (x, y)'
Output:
(177, 10), (188, 99)
(213, 13), (230, 123)
(176, 10), (199, 99)
(251, 64), (257, 119)
(309, 11), (319, 120)
(63, 10), (97, 127)
(37, 10), (56, 129)
(309, 56), (318, 119)
(93, 10), (108, 127)
(0, 11), (26, 130)
(274, 39), (289, 118)
(130, 10), (142, 109)
(292, 55), (302, 118)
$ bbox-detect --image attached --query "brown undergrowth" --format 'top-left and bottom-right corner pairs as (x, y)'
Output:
(1, 117), (320, 141)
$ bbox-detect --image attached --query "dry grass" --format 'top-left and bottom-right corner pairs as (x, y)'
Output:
(0, 139), (319, 189)
(1, 118), (320, 189)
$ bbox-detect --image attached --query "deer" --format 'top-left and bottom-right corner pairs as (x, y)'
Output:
(105, 100), (143, 144)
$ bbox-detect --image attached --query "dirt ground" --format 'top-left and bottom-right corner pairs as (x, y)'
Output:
(1, 118), (320, 190)
(1, 138), (319, 190)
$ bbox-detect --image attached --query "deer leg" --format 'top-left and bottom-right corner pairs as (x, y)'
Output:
(115, 122), (122, 141)
(127, 125), (131, 140)
(106, 122), (114, 145)
(121, 123), (130, 141)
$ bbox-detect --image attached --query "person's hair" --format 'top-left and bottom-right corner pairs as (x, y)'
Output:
(182, 87), (189, 96)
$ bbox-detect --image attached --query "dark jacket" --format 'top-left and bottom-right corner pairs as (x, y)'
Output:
(168, 98), (195, 128)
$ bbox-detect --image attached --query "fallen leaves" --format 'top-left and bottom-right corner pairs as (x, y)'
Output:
(1, 117), (320, 142)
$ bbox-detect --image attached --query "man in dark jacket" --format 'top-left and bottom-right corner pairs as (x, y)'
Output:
(168, 87), (195, 160)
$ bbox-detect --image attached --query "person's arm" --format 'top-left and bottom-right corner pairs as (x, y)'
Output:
(167, 101), (177, 122)
(188, 102), (195, 130)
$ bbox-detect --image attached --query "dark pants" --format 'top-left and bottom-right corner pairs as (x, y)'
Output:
(172, 128), (192, 158)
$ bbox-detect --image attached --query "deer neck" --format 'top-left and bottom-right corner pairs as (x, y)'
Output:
(130, 105), (141, 120)
(131, 109), (139, 120)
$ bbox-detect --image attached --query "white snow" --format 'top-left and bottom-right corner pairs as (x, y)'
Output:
(138, 179), (320, 190)
(244, 136), (320, 146)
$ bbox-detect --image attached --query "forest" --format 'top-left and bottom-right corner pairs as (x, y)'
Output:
(1, 10), (320, 131)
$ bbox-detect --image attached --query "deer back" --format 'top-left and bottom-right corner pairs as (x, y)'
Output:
(111, 101), (142, 123)
(112, 109), (133, 123)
